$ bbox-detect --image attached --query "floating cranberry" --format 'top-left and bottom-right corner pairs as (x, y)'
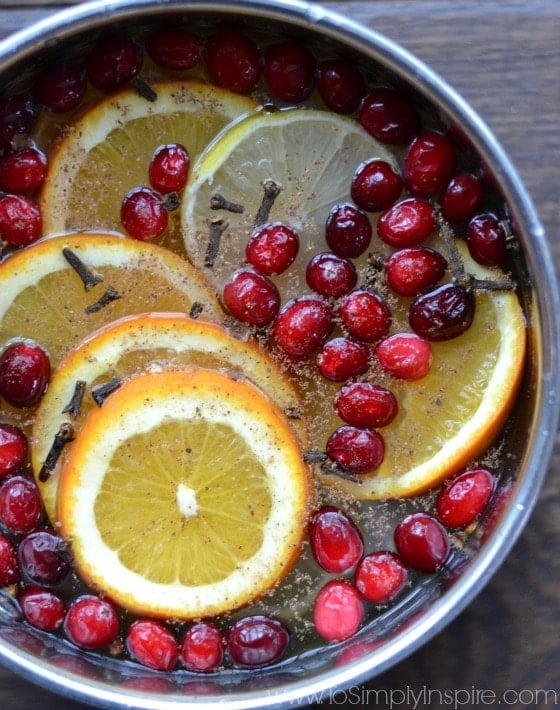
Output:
(0, 194), (42, 247)
(359, 87), (420, 145)
(0, 93), (38, 150)
(325, 203), (372, 258)
(181, 621), (224, 672)
(385, 247), (448, 297)
(223, 269), (280, 327)
(0, 423), (28, 478)
(441, 172), (483, 224)
(18, 586), (66, 632)
(272, 296), (333, 358)
(86, 34), (143, 91)
(227, 615), (290, 668)
(246, 223), (299, 276)
(120, 186), (168, 240)
(313, 579), (364, 642)
(263, 41), (316, 103)
(148, 143), (190, 194)
(326, 425), (385, 474)
(351, 159), (403, 213)
(403, 130), (457, 197)
(466, 213), (507, 266)
(64, 595), (120, 649)
(0, 341), (51, 408)
(305, 252), (356, 298)
(0, 534), (20, 587)
(317, 58), (365, 114)
(377, 197), (436, 248)
(354, 551), (408, 604)
(0, 475), (43, 533)
(436, 468), (494, 529)
(409, 283), (475, 341)
(205, 27), (261, 93)
(339, 290), (391, 343)
(309, 506), (363, 573)
(146, 27), (202, 70)
(33, 61), (87, 113)
(375, 333), (432, 381)
(126, 619), (179, 671)
(0, 147), (47, 193)
(317, 337), (369, 382)
(394, 512), (450, 573)
(18, 530), (70, 587)
(334, 381), (398, 429)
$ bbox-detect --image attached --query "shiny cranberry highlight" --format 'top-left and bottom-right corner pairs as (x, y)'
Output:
(441, 172), (483, 224)
(354, 551), (408, 603)
(385, 247), (448, 297)
(436, 468), (494, 529)
(305, 252), (357, 298)
(0, 475), (43, 533)
(0, 341), (51, 408)
(326, 425), (385, 474)
(339, 290), (391, 343)
(313, 579), (364, 642)
(146, 27), (201, 70)
(466, 213), (507, 266)
(377, 197), (436, 248)
(317, 58), (365, 114)
(223, 269), (280, 326)
(86, 34), (143, 91)
(309, 506), (363, 573)
(0, 194), (42, 247)
(272, 296), (333, 358)
(317, 337), (369, 382)
(409, 283), (475, 341)
(19, 587), (66, 632)
(0, 423), (28, 478)
(0, 534), (20, 587)
(351, 159), (403, 213)
(18, 530), (70, 587)
(246, 223), (299, 276)
(120, 186), (168, 240)
(334, 381), (398, 429)
(263, 41), (316, 103)
(126, 620), (179, 671)
(375, 333), (433, 380)
(0, 147), (47, 193)
(359, 87), (420, 145)
(149, 143), (190, 194)
(404, 130), (457, 197)
(395, 512), (450, 573)
(325, 203), (372, 258)
(181, 621), (224, 672)
(227, 615), (290, 668)
(205, 27), (261, 93)
(64, 595), (120, 649)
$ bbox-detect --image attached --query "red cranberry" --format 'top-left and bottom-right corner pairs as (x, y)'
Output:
(351, 159), (403, 213)
(272, 296), (333, 358)
(126, 619), (179, 671)
(0, 534), (20, 587)
(263, 41), (316, 103)
(305, 252), (356, 298)
(339, 290), (391, 343)
(246, 223), (299, 276)
(334, 381), (398, 429)
(377, 197), (436, 248)
(0, 93), (38, 151)
(394, 512), (450, 573)
(0, 423), (28, 478)
(325, 203), (372, 258)
(146, 27), (202, 70)
(86, 34), (143, 91)
(120, 187), (168, 240)
(354, 551), (408, 604)
(0, 147), (47, 193)
(33, 61), (87, 113)
(181, 621), (224, 672)
(403, 130), (457, 197)
(375, 333), (432, 380)
(0, 194), (42, 247)
(0, 475), (43, 533)
(205, 27), (261, 93)
(0, 341), (51, 408)
(436, 468), (494, 529)
(149, 143), (190, 194)
(63, 595), (120, 649)
(409, 283), (475, 341)
(18, 586), (66, 632)
(359, 87), (420, 145)
(441, 172), (483, 224)
(317, 58), (365, 114)
(385, 247), (448, 297)
(309, 506), (363, 573)
(313, 579), (364, 642)
(18, 530), (70, 587)
(317, 337), (369, 382)
(222, 269), (280, 327)
(226, 615), (290, 668)
(466, 213), (507, 266)
(326, 425), (385, 474)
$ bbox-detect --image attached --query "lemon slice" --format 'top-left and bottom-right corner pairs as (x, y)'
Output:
(0, 233), (222, 368)
(39, 81), (260, 245)
(181, 108), (397, 293)
(32, 312), (305, 523)
(57, 369), (311, 620)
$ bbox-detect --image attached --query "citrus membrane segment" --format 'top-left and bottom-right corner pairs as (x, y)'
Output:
(39, 80), (260, 241)
(57, 369), (311, 619)
(31, 311), (305, 523)
(0, 233), (222, 368)
(181, 108), (398, 293)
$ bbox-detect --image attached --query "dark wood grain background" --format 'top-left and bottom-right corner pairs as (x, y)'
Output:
(0, 1), (559, 708)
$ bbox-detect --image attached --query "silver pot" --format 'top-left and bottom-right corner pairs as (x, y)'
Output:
(0, 1), (558, 707)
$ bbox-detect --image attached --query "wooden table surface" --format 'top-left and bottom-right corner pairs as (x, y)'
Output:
(0, 1), (559, 708)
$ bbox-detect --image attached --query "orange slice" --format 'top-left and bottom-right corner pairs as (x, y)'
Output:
(57, 369), (311, 620)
